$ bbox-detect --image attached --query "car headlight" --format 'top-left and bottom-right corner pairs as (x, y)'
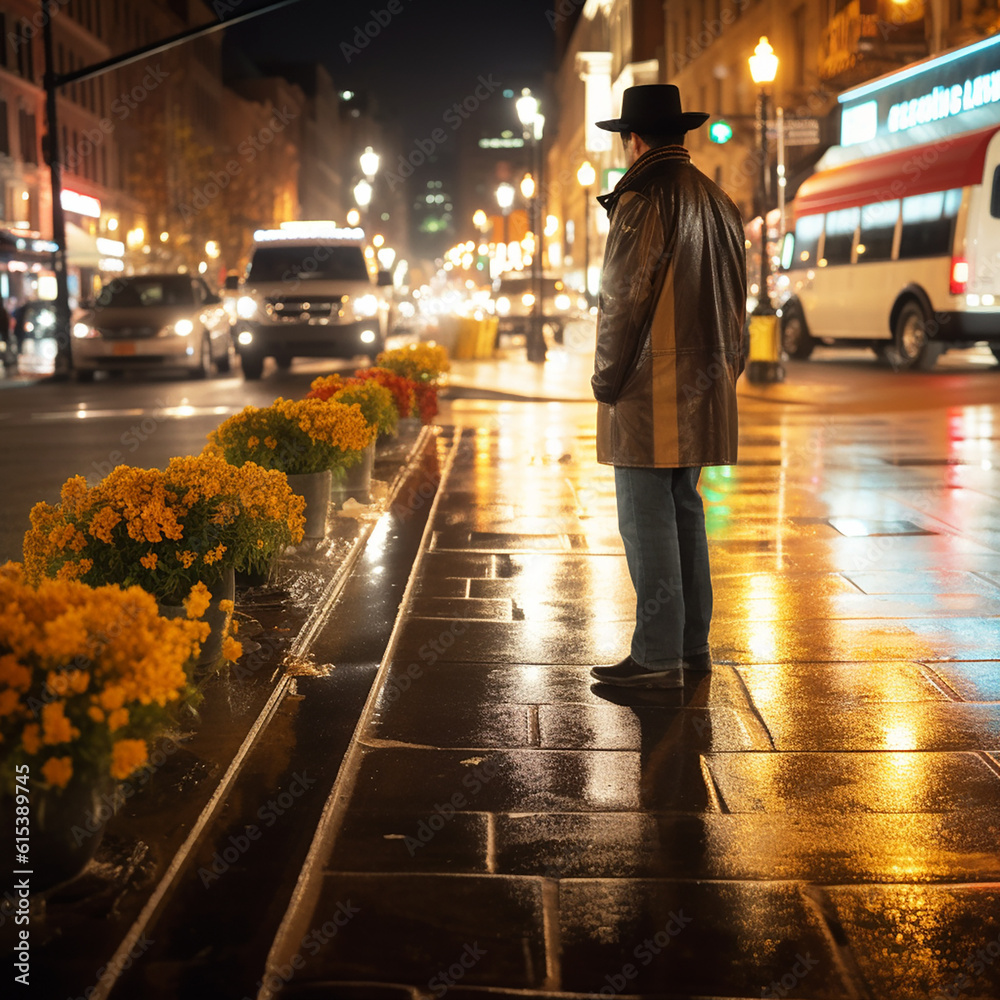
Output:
(172, 318), (194, 336)
(554, 293), (571, 311)
(495, 296), (510, 315)
(72, 321), (97, 339)
(353, 293), (379, 318)
(236, 295), (258, 319)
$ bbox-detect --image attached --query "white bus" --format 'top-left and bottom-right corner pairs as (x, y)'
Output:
(776, 122), (1000, 370)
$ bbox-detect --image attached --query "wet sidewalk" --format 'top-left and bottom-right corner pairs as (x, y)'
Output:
(260, 353), (1000, 999)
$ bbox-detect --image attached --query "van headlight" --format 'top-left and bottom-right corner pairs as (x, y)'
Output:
(236, 295), (258, 319)
(73, 321), (97, 339)
(171, 318), (194, 337)
(353, 293), (379, 318)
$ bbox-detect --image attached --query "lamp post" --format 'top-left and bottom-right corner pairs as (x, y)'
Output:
(576, 159), (596, 307)
(516, 89), (546, 362)
(746, 35), (784, 384)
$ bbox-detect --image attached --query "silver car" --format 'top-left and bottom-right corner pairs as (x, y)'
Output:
(71, 274), (233, 381)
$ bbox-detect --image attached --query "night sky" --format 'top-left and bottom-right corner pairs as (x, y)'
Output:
(216, 0), (558, 134)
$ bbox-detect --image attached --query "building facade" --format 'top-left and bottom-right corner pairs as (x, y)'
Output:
(541, 0), (1000, 294)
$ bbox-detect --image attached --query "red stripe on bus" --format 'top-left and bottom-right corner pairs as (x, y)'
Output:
(793, 124), (1000, 219)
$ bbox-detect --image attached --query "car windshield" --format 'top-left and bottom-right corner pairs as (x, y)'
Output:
(96, 277), (194, 308)
(248, 246), (370, 282)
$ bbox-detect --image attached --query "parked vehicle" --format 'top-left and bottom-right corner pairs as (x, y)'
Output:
(493, 274), (588, 346)
(71, 274), (233, 380)
(234, 224), (390, 380)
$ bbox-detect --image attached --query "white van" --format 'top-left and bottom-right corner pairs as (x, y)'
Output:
(777, 123), (1000, 370)
(235, 224), (390, 379)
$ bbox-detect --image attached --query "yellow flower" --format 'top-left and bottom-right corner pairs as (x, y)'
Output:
(110, 739), (148, 780)
(183, 582), (212, 620)
(203, 544), (227, 566)
(98, 686), (127, 711)
(247, 435), (259, 449)
(140, 552), (158, 570)
(0, 689), (20, 717)
(88, 706), (105, 723)
(41, 755), (73, 788)
(222, 636), (243, 662)
(21, 723), (41, 755)
(41, 701), (77, 745)
(107, 707), (129, 732)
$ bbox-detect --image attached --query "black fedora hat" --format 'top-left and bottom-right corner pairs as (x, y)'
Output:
(596, 84), (709, 134)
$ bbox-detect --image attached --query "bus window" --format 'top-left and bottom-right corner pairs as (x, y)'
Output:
(823, 207), (859, 265)
(898, 188), (961, 259)
(792, 214), (823, 266)
(992, 167), (1000, 218)
(857, 200), (899, 262)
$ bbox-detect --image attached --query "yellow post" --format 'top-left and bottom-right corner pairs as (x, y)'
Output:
(747, 314), (784, 383)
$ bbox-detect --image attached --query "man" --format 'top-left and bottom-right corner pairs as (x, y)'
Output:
(588, 85), (747, 689)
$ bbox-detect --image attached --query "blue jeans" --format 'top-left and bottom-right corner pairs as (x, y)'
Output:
(614, 465), (712, 669)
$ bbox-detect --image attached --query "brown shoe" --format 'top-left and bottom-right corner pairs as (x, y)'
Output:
(682, 651), (712, 671)
(590, 656), (684, 689)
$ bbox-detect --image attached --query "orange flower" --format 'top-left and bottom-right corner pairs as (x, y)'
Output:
(222, 636), (243, 663)
(41, 755), (73, 788)
(21, 723), (41, 755)
(183, 582), (211, 620)
(107, 708), (129, 732)
(41, 701), (77, 745)
(110, 739), (148, 780)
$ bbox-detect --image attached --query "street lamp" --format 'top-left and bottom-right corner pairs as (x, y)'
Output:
(516, 89), (546, 362)
(747, 35), (784, 384)
(354, 177), (373, 234)
(496, 182), (515, 263)
(576, 159), (596, 307)
(359, 145), (380, 180)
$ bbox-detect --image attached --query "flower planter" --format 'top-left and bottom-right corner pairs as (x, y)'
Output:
(158, 566), (235, 670)
(286, 469), (332, 538)
(11, 778), (114, 892)
(332, 441), (375, 505)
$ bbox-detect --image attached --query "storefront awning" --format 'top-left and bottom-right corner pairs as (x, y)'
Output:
(66, 222), (103, 267)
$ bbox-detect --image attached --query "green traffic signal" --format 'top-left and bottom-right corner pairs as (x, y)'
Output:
(709, 120), (733, 144)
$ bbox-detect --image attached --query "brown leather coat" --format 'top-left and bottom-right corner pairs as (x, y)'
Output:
(592, 146), (747, 467)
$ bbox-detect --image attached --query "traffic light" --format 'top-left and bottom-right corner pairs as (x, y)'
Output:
(709, 120), (733, 144)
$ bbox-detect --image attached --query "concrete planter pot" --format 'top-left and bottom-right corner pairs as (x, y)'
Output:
(286, 469), (332, 538)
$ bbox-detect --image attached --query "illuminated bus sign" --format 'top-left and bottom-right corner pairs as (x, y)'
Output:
(839, 33), (1000, 149)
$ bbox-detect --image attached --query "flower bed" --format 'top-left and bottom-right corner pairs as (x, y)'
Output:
(205, 397), (375, 474)
(22, 456), (304, 605)
(306, 375), (398, 438)
(0, 563), (204, 794)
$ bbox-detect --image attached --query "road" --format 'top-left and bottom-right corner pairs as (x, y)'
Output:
(0, 343), (997, 567)
(0, 357), (365, 566)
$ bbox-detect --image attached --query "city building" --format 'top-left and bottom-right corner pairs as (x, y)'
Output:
(543, 0), (1000, 297)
